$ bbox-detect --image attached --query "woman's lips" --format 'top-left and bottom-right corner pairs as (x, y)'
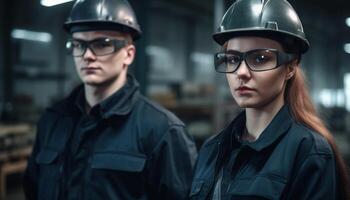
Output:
(235, 86), (255, 94)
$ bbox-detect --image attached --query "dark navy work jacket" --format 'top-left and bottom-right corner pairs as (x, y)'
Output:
(24, 75), (197, 200)
(190, 105), (339, 200)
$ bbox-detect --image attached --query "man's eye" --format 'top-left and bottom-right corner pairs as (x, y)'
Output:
(93, 41), (113, 49)
(72, 42), (84, 49)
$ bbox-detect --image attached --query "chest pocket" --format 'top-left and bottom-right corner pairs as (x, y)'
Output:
(36, 149), (61, 200)
(227, 176), (286, 200)
(91, 152), (146, 172)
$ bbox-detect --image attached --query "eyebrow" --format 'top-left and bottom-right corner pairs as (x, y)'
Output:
(225, 49), (241, 53)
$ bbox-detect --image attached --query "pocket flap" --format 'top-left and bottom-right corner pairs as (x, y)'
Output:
(36, 149), (59, 164)
(91, 152), (146, 172)
(228, 176), (285, 199)
(189, 180), (204, 196)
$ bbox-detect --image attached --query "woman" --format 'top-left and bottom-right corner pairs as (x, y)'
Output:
(190, 0), (350, 199)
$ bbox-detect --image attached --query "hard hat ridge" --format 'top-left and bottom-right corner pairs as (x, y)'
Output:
(214, 0), (309, 54)
(64, 0), (142, 40)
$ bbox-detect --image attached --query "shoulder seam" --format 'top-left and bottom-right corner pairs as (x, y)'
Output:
(138, 95), (184, 126)
(149, 124), (185, 156)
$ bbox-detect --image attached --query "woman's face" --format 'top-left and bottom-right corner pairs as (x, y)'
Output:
(225, 36), (293, 109)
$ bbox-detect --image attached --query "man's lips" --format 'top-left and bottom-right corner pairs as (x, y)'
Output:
(81, 66), (101, 71)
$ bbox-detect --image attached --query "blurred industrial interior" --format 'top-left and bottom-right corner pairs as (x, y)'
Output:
(0, 0), (350, 199)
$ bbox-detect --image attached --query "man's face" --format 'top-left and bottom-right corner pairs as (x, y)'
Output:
(71, 31), (135, 86)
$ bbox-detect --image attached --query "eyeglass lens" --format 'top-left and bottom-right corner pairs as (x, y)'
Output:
(66, 38), (126, 57)
(215, 49), (291, 73)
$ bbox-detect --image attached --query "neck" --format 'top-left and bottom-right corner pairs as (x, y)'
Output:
(243, 91), (285, 141)
(84, 72), (127, 113)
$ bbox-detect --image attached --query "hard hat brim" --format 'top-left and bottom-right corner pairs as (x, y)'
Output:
(213, 29), (309, 54)
(64, 20), (142, 40)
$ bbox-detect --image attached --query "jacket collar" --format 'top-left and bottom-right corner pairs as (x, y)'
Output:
(99, 74), (139, 118)
(203, 110), (245, 148)
(48, 74), (140, 118)
(205, 105), (293, 152)
(234, 105), (293, 151)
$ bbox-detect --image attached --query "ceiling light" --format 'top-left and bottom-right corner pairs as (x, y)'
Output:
(344, 43), (350, 54)
(345, 74), (350, 111)
(41, 0), (74, 7)
(11, 29), (52, 43)
(346, 17), (350, 27)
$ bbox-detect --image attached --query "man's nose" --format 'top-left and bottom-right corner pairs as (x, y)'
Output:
(82, 47), (96, 60)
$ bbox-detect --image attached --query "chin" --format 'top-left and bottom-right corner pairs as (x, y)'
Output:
(234, 98), (260, 108)
(82, 78), (104, 86)
(237, 103), (255, 108)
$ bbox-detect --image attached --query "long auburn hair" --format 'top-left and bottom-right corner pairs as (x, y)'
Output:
(285, 66), (350, 200)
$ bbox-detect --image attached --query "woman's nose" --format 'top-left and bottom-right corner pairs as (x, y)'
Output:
(235, 60), (251, 78)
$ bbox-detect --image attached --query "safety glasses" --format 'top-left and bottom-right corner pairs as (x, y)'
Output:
(214, 49), (297, 73)
(66, 38), (128, 57)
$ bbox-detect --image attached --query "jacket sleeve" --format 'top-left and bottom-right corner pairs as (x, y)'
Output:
(23, 113), (51, 200)
(284, 153), (338, 200)
(146, 125), (198, 200)
(23, 118), (44, 200)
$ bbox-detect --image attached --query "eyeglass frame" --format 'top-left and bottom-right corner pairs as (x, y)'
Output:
(66, 37), (128, 57)
(214, 48), (298, 73)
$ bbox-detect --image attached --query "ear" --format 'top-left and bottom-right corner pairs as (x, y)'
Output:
(123, 44), (136, 66)
(285, 65), (296, 80)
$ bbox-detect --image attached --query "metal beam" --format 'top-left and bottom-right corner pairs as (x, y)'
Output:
(2, 1), (15, 104)
(129, 0), (151, 94)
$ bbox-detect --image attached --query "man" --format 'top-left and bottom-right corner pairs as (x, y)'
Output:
(23, 0), (197, 199)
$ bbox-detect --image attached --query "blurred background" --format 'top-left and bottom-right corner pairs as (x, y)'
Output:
(0, 0), (350, 199)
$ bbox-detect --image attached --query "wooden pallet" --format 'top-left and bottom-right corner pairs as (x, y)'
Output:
(0, 124), (34, 200)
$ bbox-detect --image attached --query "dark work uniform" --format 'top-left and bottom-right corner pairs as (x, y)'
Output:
(24, 74), (197, 200)
(190, 105), (339, 200)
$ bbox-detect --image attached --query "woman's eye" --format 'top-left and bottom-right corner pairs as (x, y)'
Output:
(227, 55), (240, 64)
(255, 55), (267, 63)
